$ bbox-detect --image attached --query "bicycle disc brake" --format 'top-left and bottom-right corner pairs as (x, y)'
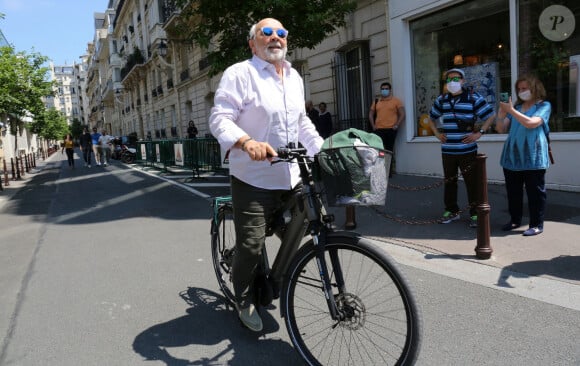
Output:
(334, 293), (366, 330)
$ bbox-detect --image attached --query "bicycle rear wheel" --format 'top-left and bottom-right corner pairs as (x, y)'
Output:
(281, 235), (422, 365)
(210, 203), (237, 306)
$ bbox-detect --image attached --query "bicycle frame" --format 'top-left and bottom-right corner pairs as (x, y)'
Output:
(212, 147), (354, 321)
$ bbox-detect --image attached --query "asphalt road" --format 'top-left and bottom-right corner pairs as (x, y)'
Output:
(1, 157), (579, 365)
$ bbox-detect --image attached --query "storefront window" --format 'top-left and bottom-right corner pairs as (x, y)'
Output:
(410, 0), (580, 135)
(519, 1), (580, 132)
(410, 0), (510, 136)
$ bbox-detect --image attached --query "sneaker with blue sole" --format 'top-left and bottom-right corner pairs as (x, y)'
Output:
(440, 211), (460, 224)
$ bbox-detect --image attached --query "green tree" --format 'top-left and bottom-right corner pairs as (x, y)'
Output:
(173, 0), (357, 76)
(69, 118), (83, 139)
(0, 45), (54, 137)
(32, 108), (69, 141)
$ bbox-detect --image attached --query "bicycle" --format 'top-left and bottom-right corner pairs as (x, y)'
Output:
(210, 145), (422, 365)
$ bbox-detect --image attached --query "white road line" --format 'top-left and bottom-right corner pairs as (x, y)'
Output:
(184, 183), (231, 188)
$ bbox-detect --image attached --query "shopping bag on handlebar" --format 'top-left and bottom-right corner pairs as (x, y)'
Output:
(314, 128), (391, 206)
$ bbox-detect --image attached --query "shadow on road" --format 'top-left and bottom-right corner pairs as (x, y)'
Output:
(3, 161), (211, 225)
(132, 287), (302, 366)
(497, 255), (580, 287)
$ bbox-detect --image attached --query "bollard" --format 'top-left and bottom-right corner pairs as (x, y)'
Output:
(345, 205), (357, 230)
(474, 153), (492, 259)
(11, 157), (18, 180)
(19, 156), (25, 177)
(3, 159), (9, 186)
(33, 152), (37, 168)
(25, 154), (30, 173)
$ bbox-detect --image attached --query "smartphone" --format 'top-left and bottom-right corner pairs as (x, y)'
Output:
(500, 92), (509, 103)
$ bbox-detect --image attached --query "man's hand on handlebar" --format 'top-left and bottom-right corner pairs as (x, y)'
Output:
(244, 139), (277, 161)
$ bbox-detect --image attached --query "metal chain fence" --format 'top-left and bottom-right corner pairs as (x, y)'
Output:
(372, 161), (478, 225)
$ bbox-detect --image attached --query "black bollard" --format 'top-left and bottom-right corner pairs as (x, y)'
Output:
(474, 153), (492, 259)
(345, 205), (357, 230)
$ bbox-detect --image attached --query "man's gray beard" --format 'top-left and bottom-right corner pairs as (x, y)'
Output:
(264, 46), (287, 62)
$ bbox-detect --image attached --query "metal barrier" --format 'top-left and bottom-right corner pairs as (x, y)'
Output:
(135, 137), (225, 176)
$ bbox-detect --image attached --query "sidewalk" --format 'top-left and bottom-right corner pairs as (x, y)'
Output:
(0, 154), (57, 210)
(329, 173), (580, 287)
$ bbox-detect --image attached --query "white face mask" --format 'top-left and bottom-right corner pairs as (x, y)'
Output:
(518, 90), (532, 101)
(446, 81), (462, 94)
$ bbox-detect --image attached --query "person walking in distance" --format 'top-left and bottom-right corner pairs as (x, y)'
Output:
(90, 127), (102, 166)
(61, 133), (75, 168)
(187, 120), (198, 139)
(305, 100), (321, 135)
(98, 130), (113, 166)
(496, 75), (552, 236)
(428, 68), (495, 228)
(209, 17), (323, 332)
(317, 102), (333, 139)
(79, 127), (92, 167)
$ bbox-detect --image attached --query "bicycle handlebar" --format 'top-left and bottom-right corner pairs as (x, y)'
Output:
(276, 147), (308, 159)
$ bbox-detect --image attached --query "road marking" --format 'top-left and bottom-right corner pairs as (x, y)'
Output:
(184, 183), (230, 188)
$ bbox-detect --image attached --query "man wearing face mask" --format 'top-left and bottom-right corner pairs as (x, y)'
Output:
(209, 18), (323, 332)
(369, 82), (405, 153)
(428, 68), (495, 228)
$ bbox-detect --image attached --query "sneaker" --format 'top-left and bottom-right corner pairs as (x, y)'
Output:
(469, 215), (478, 228)
(237, 304), (263, 332)
(103, 162), (108, 166)
(88, 164), (91, 168)
(523, 227), (543, 236)
(440, 211), (460, 224)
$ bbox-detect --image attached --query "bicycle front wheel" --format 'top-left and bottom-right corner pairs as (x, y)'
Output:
(282, 235), (422, 366)
(210, 203), (237, 306)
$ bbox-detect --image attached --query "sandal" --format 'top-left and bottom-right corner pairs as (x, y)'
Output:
(501, 222), (521, 231)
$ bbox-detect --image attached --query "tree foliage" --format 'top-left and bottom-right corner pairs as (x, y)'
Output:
(173, 0), (357, 76)
(69, 118), (83, 139)
(0, 45), (54, 136)
(30, 108), (69, 141)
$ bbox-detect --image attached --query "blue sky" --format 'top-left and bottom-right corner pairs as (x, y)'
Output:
(1, 0), (106, 65)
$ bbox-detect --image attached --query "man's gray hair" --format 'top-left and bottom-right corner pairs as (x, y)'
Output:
(248, 23), (257, 40)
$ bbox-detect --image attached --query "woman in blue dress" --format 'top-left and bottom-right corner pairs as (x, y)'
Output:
(496, 75), (551, 236)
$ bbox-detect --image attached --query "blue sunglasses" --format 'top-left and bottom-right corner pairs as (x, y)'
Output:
(260, 26), (288, 39)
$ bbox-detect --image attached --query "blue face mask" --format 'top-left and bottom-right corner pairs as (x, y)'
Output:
(381, 89), (390, 97)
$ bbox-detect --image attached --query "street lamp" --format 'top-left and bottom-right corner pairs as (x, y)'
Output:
(158, 40), (168, 57)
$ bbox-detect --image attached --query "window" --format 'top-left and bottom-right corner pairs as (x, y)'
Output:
(410, 0), (510, 135)
(332, 42), (373, 131)
(518, 1), (580, 132)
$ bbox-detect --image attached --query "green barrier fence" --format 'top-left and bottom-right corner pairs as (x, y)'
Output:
(135, 137), (226, 176)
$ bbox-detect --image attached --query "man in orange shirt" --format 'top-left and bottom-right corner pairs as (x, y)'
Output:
(368, 82), (405, 152)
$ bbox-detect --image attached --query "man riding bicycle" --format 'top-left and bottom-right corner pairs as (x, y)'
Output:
(209, 17), (323, 332)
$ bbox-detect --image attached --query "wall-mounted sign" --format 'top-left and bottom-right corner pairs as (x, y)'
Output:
(539, 5), (575, 42)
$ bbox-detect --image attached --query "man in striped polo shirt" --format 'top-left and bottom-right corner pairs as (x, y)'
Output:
(428, 68), (495, 228)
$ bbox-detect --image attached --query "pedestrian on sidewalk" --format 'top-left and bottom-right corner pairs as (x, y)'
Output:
(317, 102), (333, 139)
(187, 120), (198, 139)
(90, 127), (102, 166)
(496, 75), (551, 236)
(428, 68), (495, 228)
(79, 127), (92, 167)
(97, 130), (113, 166)
(209, 17), (323, 332)
(61, 133), (75, 168)
(369, 82), (405, 152)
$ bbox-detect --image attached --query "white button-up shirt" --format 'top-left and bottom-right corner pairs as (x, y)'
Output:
(209, 55), (323, 190)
